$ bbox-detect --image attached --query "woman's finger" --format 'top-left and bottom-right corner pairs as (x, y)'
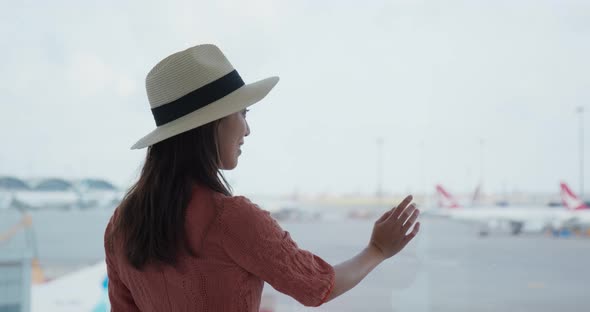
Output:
(402, 222), (420, 246)
(401, 209), (420, 234)
(395, 203), (416, 225)
(389, 195), (413, 220)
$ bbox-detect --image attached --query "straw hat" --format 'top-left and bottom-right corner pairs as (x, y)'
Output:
(131, 44), (279, 149)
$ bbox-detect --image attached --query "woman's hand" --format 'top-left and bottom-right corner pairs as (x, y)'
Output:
(368, 195), (420, 260)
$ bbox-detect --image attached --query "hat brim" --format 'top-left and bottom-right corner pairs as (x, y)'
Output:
(131, 76), (279, 149)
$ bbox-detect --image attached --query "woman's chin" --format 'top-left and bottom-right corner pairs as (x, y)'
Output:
(219, 158), (239, 170)
(228, 159), (239, 170)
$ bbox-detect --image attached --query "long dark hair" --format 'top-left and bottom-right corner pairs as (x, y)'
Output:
(107, 121), (231, 269)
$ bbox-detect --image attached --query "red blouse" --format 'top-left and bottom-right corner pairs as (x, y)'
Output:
(104, 184), (335, 311)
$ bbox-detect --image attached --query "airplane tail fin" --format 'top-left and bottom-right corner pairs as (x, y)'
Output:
(435, 184), (461, 209)
(560, 182), (589, 210)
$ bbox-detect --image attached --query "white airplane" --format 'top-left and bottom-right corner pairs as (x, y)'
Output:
(31, 261), (110, 312)
(550, 182), (590, 231)
(434, 184), (574, 236)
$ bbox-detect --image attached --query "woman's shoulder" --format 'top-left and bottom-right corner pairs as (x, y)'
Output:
(214, 193), (274, 227)
(219, 194), (267, 216)
(214, 195), (286, 245)
(190, 184), (270, 220)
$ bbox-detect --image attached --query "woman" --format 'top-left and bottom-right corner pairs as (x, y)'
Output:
(104, 44), (420, 311)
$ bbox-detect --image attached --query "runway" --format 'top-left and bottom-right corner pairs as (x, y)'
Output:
(1, 209), (589, 311)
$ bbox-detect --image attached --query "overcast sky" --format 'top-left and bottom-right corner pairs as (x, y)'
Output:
(1, 0), (589, 196)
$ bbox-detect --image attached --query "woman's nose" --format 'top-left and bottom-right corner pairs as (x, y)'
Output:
(245, 121), (251, 137)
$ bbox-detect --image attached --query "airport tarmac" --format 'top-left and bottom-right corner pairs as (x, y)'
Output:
(1, 209), (589, 311)
(272, 217), (590, 311)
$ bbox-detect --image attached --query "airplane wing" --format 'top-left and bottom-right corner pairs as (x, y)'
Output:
(32, 261), (110, 312)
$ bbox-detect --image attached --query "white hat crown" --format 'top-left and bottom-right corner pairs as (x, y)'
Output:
(146, 44), (235, 109)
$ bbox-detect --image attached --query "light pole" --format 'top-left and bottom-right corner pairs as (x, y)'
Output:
(479, 138), (485, 187)
(577, 106), (585, 198)
(472, 138), (485, 205)
(419, 140), (426, 205)
(376, 137), (384, 200)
